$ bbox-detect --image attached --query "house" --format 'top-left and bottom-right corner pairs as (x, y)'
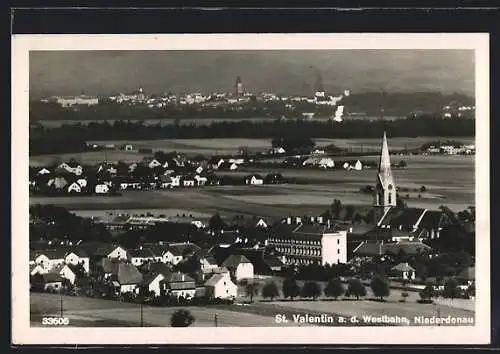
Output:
(140, 272), (166, 297)
(32, 249), (67, 271)
(255, 218), (269, 228)
(64, 249), (90, 273)
(40, 273), (64, 291)
(222, 254), (254, 281)
(51, 264), (77, 284)
(273, 147), (286, 154)
(125, 144), (133, 151)
(30, 264), (47, 276)
(163, 243), (202, 265)
(391, 262), (416, 280)
(183, 178), (196, 187)
(107, 245), (128, 260)
(200, 256), (219, 271)
(37, 168), (51, 175)
(148, 159), (162, 169)
(95, 184), (110, 194)
(194, 175), (208, 186)
(129, 248), (157, 266)
(202, 266), (230, 281)
(67, 182), (82, 194)
(106, 262), (143, 293)
(352, 240), (433, 258)
(77, 178), (88, 188)
(205, 272), (238, 299)
(229, 162), (238, 171)
(195, 166), (204, 174)
(245, 174), (264, 185)
(162, 271), (197, 299)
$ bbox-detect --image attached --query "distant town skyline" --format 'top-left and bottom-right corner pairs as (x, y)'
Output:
(29, 50), (475, 98)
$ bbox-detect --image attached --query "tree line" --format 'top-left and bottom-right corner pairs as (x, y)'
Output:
(30, 117), (474, 156)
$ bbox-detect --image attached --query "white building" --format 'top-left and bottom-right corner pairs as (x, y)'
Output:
(222, 255), (254, 281)
(205, 272), (238, 299)
(267, 221), (347, 266)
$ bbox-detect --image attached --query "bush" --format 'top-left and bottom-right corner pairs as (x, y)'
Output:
(170, 309), (195, 327)
(300, 281), (322, 300)
(282, 277), (301, 300)
(324, 278), (345, 300)
(346, 278), (366, 300)
(419, 283), (436, 301)
(442, 278), (460, 300)
(370, 275), (390, 301)
(261, 281), (280, 301)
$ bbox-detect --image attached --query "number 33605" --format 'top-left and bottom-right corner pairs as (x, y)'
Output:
(42, 317), (69, 325)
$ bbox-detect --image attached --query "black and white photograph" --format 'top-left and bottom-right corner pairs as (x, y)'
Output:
(11, 33), (490, 345)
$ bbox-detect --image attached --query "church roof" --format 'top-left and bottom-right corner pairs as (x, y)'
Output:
(377, 132), (395, 190)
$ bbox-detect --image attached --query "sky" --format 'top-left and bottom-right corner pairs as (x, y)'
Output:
(29, 50), (475, 98)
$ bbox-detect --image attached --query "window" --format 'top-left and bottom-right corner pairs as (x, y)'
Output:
(337, 249), (340, 254)
(388, 193), (392, 205)
(337, 239), (340, 244)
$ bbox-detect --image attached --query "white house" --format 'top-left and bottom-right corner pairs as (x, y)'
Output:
(343, 160), (363, 171)
(200, 256), (219, 271)
(273, 147), (286, 154)
(65, 250), (90, 273)
(77, 178), (88, 188)
(195, 166), (204, 174)
(52, 264), (77, 284)
(129, 248), (156, 267)
(95, 184), (110, 194)
(222, 255), (254, 281)
(37, 168), (51, 175)
(195, 175), (208, 186)
(183, 178), (196, 187)
(30, 264), (47, 276)
(229, 163), (238, 171)
(391, 262), (416, 280)
(162, 272), (197, 299)
(141, 273), (165, 297)
(113, 263), (143, 294)
(33, 250), (67, 271)
(125, 144), (133, 151)
(205, 272), (238, 299)
(318, 157), (335, 169)
(67, 182), (82, 194)
(170, 176), (181, 187)
(246, 175), (264, 185)
(255, 218), (269, 228)
(148, 159), (162, 169)
(163, 249), (184, 265)
(107, 246), (128, 260)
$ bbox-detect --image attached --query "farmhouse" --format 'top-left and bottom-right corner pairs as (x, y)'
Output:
(139, 273), (166, 297)
(222, 254), (254, 281)
(50, 264), (77, 284)
(245, 174), (264, 185)
(205, 272), (238, 299)
(38, 168), (51, 175)
(161, 271), (197, 299)
(31, 249), (67, 271)
(95, 184), (110, 194)
(109, 263), (143, 294)
(67, 182), (82, 194)
(129, 248), (157, 266)
(40, 273), (64, 291)
(64, 249), (90, 273)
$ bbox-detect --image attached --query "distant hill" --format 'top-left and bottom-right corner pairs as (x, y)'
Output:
(30, 50), (475, 98)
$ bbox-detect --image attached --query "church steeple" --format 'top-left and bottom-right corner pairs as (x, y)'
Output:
(374, 131), (397, 223)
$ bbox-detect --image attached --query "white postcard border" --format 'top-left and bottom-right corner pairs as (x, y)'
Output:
(12, 33), (490, 345)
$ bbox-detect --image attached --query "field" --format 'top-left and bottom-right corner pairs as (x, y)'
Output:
(31, 286), (474, 328)
(29, 137), (475, 166)
(30, 153), (474, 216)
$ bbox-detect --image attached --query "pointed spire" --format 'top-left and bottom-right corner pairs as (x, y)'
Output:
(377, 131), (394, 189)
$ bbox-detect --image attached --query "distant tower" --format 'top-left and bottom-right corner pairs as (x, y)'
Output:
(373, 131), (397, 224)
(235, 76), (244, 97)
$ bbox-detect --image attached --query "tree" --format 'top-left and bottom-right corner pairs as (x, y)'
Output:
(442, 278), (460, 300)
(401, 291), (409, 302)
(420, 185), (427, 193)
(324, 278), (345, 300)
(347, 278), (366, 300)
(261, 281), (280, 301)
(170, 309), (195, 327)
(370, 275), (390, 301)
(282, 277), (301, 300)
(300, 281), (322, 300)
(419, 283), (436, 301)
(245, 282), (260, 303)
(208, 212), (225, 232)
(344, 205), (355, 220)
(330, 199), (342, 219)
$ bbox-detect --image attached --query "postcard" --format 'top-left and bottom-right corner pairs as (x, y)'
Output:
(12, 33), (490, 345)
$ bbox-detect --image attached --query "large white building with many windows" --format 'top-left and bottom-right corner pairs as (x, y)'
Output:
(267, 219), (347, 266)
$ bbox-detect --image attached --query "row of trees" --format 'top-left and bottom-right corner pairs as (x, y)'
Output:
(30, 117), (475, 156)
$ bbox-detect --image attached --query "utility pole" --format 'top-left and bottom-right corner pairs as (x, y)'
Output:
(437, 307), (441, 327)
(60, 291), (63, 317)
(140, 302), (144, 327)
(214, 313), (218, 327)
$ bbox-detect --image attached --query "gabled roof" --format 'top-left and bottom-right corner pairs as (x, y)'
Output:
(419, 210), (446, 229)
(41, 273), (63, 283)
(202, 266), (229, 275)
(204, 273), (230, 287)
(163, 271), (195, 284)
(33, 248), (68, 260)
(391, 262), (415, 272)
(379, 208), (426, 230)
(141, 272), (164, 286)
(116, 263), (143, 285)
(222, 254), (251, 268)
(263, 255), (285, 268)
(353, 240), (432, 256)
(66, 247), (89, 258)
(201, 255), (218, 265)
(167, 243), (201, 257)
(128, 248), (156, 258)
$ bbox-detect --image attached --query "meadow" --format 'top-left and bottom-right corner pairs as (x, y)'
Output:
(29, 136), (475, 166)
